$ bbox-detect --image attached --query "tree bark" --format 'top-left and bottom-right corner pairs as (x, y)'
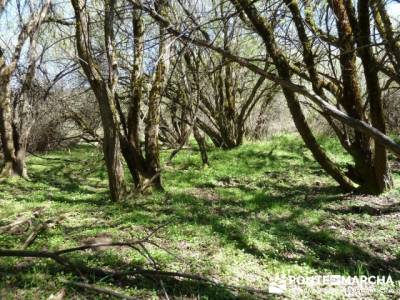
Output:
(71, 0), (124, 201)
(193, 125), (208, 166)
(357, 0), (393, 193)
(142, 0), (168, 190)
(0, 81), (19, 177)
(329, 0), (385, 193)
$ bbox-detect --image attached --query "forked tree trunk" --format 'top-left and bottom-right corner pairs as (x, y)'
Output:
(123, 0), (168, 191)
(329, 0), (391, 194)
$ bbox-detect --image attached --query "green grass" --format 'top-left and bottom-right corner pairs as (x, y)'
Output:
(0, 134), (400, 299)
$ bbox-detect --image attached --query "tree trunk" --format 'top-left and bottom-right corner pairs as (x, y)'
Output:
(330, 0), (387, 193)
(101, 111), (125, 202)
(143, 0), (168, 190)
(357, 0), (393, 193)
(0, 81), (21, 177)
(71, 0), (125, 201)
(193, 125), (208, 166)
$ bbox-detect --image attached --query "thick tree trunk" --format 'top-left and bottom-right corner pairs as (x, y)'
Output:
(357, 0), (393, 193)
(0, 82), (21, 177)
(101, 116), (125, 202)
(71, 0), (125, 201)
(193, 125), (208, 166)
(125, 7), (147, 188)
(330, 0), (388, 194)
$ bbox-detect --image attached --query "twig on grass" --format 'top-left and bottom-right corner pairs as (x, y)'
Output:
(0, 219), (272, 298)
(0, 208), (45, 234)
(22, 222), (50, 250)
(61, 280), (139, 300)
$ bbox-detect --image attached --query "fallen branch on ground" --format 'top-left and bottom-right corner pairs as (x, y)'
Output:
(0, 248), (271, 297)
(0, 221), (271, 297)
(0, 208), (45, 234)
(61, 280), (139, 300)
(22, 217), (63, 250)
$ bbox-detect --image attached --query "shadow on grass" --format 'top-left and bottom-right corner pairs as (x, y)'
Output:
(23, 152), (110, 204)
(9, 140), (399, 298)
(0, 260), (262, 300)
(325, 202), (400, 216)
(163, 188), (400, 279)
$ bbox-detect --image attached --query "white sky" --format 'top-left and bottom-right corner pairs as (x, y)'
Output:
(387, 2), (400, 19)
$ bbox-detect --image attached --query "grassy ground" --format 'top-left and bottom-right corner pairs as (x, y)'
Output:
(0, 134), (399, 299)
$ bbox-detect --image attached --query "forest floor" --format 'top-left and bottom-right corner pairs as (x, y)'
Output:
(0, 134), (399, 299)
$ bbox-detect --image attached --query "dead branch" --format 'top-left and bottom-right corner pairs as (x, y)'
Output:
(0, 208), (44, 234)
(22, 218), (62, 250)
(61, 280), (139, 300)
(0, 220), (270, 297)
(138, 172), (161, 193)
(0, 248), (270, 297)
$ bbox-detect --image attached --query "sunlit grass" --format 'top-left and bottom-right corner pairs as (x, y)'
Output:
(0, 134), (399, 299)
